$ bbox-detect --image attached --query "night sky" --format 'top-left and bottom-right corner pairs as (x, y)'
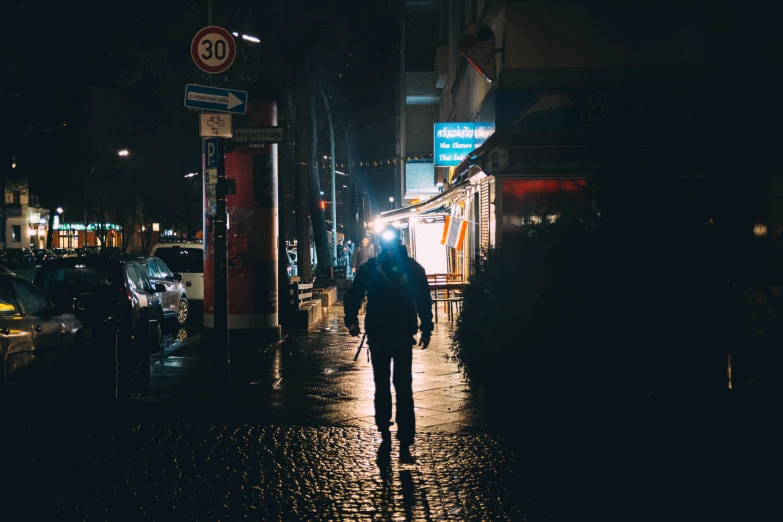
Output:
(2, 0), (401, 205)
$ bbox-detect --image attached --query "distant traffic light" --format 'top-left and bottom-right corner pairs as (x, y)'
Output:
(320, 201), (326, 210)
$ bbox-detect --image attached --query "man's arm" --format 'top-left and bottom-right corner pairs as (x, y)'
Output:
(413, 264), (434, 336)
(344, 263), (369, 329)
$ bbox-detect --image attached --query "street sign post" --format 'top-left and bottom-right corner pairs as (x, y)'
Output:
(200, 113), (233, 138)
(191, 26), (237, 74)
(185, 84), (247, 114)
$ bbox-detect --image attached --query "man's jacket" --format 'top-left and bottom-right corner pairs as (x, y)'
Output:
(352, 244), (376, 270)
(345, 245), (434, 339)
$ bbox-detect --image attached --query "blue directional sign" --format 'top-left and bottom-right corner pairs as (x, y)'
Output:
(184, 84), (247, 114)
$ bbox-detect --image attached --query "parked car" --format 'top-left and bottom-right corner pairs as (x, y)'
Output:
(0, 248), (36, 270)
(0, 272), (84, 389)
(98, 247), (124, 258)
(54, 248), (78, 259)
(32, 248), (57, 266)
(150, 242), (203, 309)
(33, 257), (166, 359)
(74, 248), (88, 257)
(139, 256), (189, 324)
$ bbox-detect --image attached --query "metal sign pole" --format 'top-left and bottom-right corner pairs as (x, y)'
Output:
(206, 0), (229, 370)
(213, 137), (229, 366)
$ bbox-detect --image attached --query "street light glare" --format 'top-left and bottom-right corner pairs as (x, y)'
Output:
(389, 197), (394, 202)
(184, 172), (198, 178)
(118, 149), (130, 157)
(56, 207), (64, 214)
(242, 34), (260, 43)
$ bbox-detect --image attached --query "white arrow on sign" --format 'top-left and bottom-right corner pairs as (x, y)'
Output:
(227, 92), (243, 110)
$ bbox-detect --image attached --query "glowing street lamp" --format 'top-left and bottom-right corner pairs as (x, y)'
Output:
(56, 207), (64, 214)
(184, 172), (198, 178)
(117, 149), (130, 157)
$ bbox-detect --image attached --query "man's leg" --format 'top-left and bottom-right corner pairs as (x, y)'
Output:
(392, 340), (415, 447)
(369, 343), (393, 436)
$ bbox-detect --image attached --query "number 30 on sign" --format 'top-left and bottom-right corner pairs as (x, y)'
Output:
(191, 26), (236, 74)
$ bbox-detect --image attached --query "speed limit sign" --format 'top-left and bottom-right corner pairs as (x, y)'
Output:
(191, 26), (236, 74)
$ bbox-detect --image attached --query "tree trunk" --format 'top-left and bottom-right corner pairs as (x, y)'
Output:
(137, 213), (148, 255)
(46, 209), (56, 249)
(307, 91), (332, 275)
(295, 79), (314, 280)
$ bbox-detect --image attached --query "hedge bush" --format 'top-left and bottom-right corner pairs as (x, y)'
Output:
(452, 185), (734, 423)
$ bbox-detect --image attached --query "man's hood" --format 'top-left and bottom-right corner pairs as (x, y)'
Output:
(379, 244), (408, 260)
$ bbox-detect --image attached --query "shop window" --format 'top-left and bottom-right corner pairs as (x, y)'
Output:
(11, 225), (21, 242)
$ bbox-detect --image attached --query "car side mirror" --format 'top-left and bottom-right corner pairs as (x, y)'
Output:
(173, 273), (183, 282)
(154, 283), (167, 293)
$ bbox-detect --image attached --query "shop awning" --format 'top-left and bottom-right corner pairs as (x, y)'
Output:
(377, 180), (469, 224)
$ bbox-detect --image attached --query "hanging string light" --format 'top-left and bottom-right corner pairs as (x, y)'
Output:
(313, 153), (435, 169)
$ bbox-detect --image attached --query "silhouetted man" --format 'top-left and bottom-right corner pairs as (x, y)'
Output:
(352, 236), (376, 274)
(344, 225), (433, 463)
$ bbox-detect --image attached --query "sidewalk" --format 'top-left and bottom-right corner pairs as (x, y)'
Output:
(3, 304), (542, 521)
(141, 302), (488, 434)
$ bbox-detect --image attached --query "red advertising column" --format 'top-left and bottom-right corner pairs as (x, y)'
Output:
(204, 100), (281, 344)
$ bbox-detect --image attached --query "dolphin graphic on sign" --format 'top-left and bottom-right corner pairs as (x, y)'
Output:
(510, 93), (574, 128)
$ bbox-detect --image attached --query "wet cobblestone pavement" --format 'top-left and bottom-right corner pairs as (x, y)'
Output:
(3, 304), (544, 520)
(8, 425), (534, 521)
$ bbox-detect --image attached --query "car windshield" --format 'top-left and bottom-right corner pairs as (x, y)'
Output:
(54, 249), (68, 255)
(154, 248), (203, 273)
(38, 267), (120, 294)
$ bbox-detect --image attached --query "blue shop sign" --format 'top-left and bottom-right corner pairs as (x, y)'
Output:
(434, 122), (495, 167)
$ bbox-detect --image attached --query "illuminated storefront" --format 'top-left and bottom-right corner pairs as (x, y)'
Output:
(54, 222), (123, 248)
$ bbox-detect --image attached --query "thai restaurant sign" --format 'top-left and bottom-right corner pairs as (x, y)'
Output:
(433, 122), (494, 167)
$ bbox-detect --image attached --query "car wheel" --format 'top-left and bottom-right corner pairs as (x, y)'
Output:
(177, 298), (189, 325)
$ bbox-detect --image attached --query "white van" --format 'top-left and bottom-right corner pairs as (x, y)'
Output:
(150, 241), (204, 304)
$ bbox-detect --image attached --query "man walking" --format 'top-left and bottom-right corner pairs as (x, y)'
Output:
(344, 226), (433, 463)
(351, 236), (376, 275)
(344, 238), (355, 268)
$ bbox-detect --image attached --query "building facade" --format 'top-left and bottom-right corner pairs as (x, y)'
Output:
(385, 0), (779, 280)
(2, 178), (49, 250)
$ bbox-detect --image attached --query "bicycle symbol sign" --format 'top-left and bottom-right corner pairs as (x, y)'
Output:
(191, 26), (236, 74)
(200, 113), (233, 138)
(207, 114), (225, 127)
